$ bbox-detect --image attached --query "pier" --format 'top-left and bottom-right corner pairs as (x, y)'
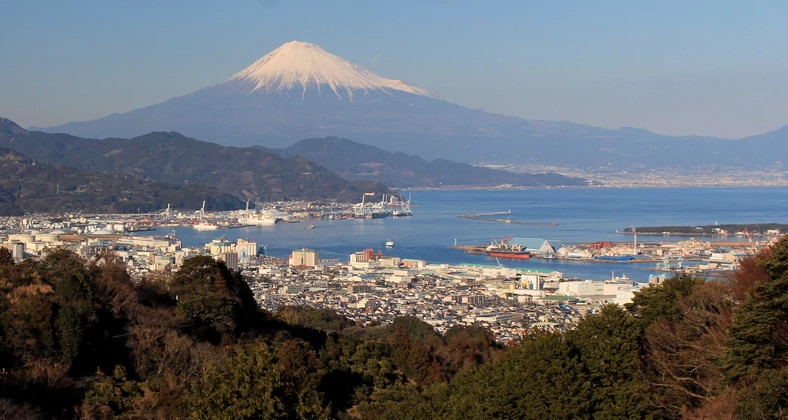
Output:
(450, 244), (664, 264)
(450, 244), (488, 254)
(458, 211), (557, 226)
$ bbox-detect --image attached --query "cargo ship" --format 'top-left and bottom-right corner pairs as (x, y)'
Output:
(486, 238), (530, 259)
(193, 221), (219, 231)
(486, 249), (531, 259)
(193, 201), (219, 231)
(238, 201), (278, 226)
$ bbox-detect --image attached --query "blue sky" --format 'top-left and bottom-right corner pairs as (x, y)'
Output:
(2, 0), (787, 138)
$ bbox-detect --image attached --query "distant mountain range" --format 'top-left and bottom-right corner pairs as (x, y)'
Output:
(0, 146), (243, 216)
(276, 137), (586, 188)
(42, 41), (788, 169)
(0, 117), (391, 204)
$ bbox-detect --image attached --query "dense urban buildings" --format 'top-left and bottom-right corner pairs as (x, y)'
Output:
(4, 208), (770, 344)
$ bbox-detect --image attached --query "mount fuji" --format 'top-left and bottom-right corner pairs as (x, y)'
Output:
(46, 41), (459, 147)
(45, 41), (787, 168)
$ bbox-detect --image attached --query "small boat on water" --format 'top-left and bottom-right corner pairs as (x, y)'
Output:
(307, 224), (315, 230)
(385, 239), (394, 247)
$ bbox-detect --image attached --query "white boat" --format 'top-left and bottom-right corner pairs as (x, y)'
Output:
(193, 221), (219, 231)
(238, 201), (277, 226)
(385, 239), (394, 247)
(307, 224), (315, 230)
(239, 214), (277, 226)
(194, 200), (219, 231)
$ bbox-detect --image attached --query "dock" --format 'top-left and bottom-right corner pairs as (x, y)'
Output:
(449, 244), (662, 263)
(450, 245), (488, 254)
(458, 211), (557, 226)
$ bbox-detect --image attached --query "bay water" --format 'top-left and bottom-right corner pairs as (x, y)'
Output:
(141, 187), (788, 281)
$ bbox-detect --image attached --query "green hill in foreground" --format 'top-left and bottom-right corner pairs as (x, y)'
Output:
(3, 238), (788, 418)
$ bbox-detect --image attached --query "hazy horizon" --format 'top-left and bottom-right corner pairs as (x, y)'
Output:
(2, 0), (788, 139)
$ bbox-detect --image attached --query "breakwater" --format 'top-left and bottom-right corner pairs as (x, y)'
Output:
(458, 211), (557, 226)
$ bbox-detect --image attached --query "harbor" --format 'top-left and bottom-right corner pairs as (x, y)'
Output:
(451, 243), (667, 264)
(81, 194), (418, 233)
(4, 188), (787, 283)
(449, 230), (769, 278)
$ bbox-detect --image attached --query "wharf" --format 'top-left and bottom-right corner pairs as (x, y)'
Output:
(572, 241), (661, 247)
(617, 232), (731, 237)
(450, 244), (667, 264)
(126, 227), (156, 232)
(450, 245), (487, 254)
(570, 258), (663, 264)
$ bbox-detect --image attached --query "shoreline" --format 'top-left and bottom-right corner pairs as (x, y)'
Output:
(402, 184), (788, 192)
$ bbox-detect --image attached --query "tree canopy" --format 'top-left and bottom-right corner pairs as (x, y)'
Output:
(2, 238), (788, 418)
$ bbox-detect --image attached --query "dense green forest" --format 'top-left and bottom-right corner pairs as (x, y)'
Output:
(2, 238), (788, 419)
(0, 118), (393, 204)
(0, 147), (243, 215)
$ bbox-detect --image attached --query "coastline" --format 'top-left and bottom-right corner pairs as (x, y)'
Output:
(401, 184), (788, 192)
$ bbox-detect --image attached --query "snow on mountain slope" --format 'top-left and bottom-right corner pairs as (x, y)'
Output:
(227, 40), (434, 100)
(41, 41), (787, 168)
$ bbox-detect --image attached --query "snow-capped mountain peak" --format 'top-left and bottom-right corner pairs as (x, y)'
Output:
(227, 40), (433, 100)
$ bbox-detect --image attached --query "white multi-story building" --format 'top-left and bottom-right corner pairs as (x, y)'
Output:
(290, 248), (319, 267)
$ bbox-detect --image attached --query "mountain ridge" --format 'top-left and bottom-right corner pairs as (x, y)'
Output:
(277, 137), (587, 188)
(0, 118), (392, 203)
(42, 41), (788, 168)
(0, 146), (243, 215)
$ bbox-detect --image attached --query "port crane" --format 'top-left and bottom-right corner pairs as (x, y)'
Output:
(354, 192), (377, 217)
(487, 236), (524, 252)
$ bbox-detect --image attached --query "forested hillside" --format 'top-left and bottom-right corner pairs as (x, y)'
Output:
(280, 137), (586, 188)
(0, 117), (392, 203)
(0, 147), (243, 215)
(2, 238), (788, 418)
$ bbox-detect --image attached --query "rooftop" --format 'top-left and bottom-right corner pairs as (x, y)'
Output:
(458, 263), (557, 275)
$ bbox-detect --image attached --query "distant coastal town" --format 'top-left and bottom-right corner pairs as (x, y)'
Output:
(479, 164), (788, 189)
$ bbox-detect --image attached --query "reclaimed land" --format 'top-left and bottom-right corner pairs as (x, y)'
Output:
(621, 223), (788, 236)
(448, 244), (676, 264)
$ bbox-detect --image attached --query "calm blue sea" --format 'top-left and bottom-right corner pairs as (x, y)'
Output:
(139, 187), (788, 282)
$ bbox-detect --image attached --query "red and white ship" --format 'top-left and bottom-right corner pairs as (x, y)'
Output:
(486, 238), (530, 260)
